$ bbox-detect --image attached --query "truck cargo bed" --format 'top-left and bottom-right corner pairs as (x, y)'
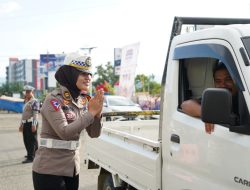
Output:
(85, 119), (161, 190)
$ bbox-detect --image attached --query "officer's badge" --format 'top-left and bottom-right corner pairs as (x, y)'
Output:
(85, 57), (91, 67)
(25, 105), (31, 111)
(63, 91), (71, 100)
(50, 99), (61, 111)
(63, 99), (70, 105)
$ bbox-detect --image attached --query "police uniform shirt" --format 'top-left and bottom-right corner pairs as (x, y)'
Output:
(21, 97), (39, 126)
(32, 86), (102, 177)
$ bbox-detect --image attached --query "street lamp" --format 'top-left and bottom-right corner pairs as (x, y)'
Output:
(79, 47), (97, 56)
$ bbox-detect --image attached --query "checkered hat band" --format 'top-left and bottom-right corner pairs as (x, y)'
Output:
(69, 63), (91, 71)
(71, 60), (90, 67)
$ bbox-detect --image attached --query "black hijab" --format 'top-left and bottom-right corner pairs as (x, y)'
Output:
(55, 65), (81, 101)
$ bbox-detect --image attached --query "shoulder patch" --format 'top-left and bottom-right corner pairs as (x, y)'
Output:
(51, 89), (60, 96)
(50, 99), (61, 111)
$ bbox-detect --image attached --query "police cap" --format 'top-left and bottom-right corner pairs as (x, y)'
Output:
(63, 52), (92, 75)
(24, 85), (35, 91)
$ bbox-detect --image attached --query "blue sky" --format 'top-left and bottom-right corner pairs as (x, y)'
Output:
(0, 0), (250, 82)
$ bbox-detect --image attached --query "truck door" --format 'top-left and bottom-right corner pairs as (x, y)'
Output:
(161, 39), (250, 190)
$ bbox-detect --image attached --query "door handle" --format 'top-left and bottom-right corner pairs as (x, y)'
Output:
(170, 134), (180, 144)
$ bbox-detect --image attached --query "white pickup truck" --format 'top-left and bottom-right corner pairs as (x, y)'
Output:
(85, 17), (250, 190)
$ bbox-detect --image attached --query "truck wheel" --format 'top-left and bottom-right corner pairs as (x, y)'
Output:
(100, 174), (123, 190)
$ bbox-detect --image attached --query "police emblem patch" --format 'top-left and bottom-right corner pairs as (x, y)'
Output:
(50, 99), (61, 111)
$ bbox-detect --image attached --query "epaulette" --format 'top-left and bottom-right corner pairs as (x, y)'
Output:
(81, 95), (91, 105)
(51, 88), (61, 96)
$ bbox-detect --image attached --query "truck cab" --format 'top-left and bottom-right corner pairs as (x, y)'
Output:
(86, 17), (250, 190)
(162, 19), (250, 190)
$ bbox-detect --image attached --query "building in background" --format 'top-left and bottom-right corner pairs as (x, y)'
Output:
(5, 53), (66, 95)
(6, 58), (39, 89)
(7, 58), (19, 83)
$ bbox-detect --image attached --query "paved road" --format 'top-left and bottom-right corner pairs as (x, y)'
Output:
(0, 112), (99, 190)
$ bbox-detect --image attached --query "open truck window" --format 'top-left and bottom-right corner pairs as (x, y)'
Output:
(177, 56), (250, 129)
(178, 57), (217, 104)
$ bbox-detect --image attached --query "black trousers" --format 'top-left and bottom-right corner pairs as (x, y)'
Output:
(22, 122), (38, 160)
(33, 171), (79, 190)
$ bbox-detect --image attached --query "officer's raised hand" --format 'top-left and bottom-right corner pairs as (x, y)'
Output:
(88, 89), (104, 118)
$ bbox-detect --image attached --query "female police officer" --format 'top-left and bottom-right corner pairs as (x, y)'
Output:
(32, 52), (104, 190)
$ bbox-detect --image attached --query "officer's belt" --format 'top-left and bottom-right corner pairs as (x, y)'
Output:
(39, 138), (80, 150)
(22, 118), (33, 123)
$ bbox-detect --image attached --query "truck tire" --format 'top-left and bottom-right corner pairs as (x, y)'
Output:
(99, 174), (124, 190)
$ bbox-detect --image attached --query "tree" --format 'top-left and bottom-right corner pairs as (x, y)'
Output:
(135, 74), (161, 95)
(149, 81), (161, 95)
(0, 82), (24, 97)
(92, 62), (119, 93)
(135, 74), (148, 92)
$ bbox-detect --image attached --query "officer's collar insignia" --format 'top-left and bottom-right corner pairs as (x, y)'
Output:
(63, 91), (71, 100)
(82, 98), (86, 105)
(82, 94), (91, 105)
(85, 94), (91, 101)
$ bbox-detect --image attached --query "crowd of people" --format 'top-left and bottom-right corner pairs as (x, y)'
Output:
(135, 95), (161, 110)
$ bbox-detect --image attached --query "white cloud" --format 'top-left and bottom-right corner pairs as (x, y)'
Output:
(0, 1), (21, 15)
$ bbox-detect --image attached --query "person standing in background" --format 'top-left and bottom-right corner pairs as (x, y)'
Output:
(19, 85), (39, 163)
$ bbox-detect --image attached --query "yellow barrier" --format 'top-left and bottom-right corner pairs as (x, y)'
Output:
(102, 110), (160, 117)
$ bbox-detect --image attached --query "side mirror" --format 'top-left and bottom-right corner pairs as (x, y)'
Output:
(201, 88), (237, 125)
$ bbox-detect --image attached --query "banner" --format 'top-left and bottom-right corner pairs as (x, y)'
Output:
(40, 54), (65, 88)
(118, 42), (140, 98)
(114, 48), (122, 75)
(40, 54), (65, 76)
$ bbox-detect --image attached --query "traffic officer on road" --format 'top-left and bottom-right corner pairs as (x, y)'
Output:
(19, 85), (39, 163)
(32, 52), (104, 190)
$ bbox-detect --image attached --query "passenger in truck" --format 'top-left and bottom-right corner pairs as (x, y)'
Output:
(181, 61), (239, 134)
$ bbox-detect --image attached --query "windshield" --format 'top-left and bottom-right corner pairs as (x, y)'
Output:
(107, 97), (135, 106)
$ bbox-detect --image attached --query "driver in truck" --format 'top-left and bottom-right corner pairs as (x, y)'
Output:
(181, 61), (238, 134)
